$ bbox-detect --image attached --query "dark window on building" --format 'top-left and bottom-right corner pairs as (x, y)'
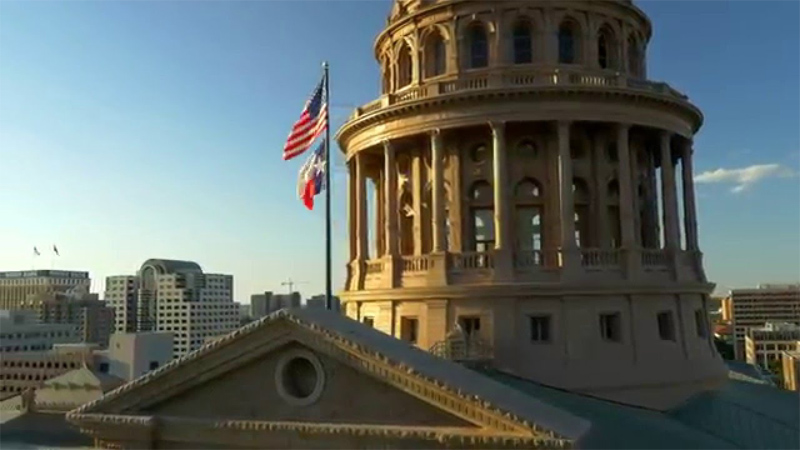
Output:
(512, 21), (533, 64)
(459, 316), (481, 338)
(468, 24), (489, 68)
(98, 362), (109, 373)
(558, 22), (577, 64)
(599, 313), (622, 342)
(149, 361), (159, 370)
(400, 317), (419, 344)
(657, 311), (676, 341)
(695, 309), (708, 337)
(362, 316), (375, 328)
(529, 315), (551, 342)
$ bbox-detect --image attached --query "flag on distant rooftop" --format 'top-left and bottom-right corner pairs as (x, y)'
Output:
(297, 140), (327, 210)
(282, 75), (328, 161)
(53, 245), (60, 256)
(33, 246), (40, 257)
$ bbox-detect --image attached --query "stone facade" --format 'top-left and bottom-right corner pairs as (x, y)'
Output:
(67, 309), (588, 449)
(336, 0), (726, 410)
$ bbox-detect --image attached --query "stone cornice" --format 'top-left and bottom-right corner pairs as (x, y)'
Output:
(67, 310), (586, 445)
(337, 85), (702, 154)
(339, 281), (716, 302)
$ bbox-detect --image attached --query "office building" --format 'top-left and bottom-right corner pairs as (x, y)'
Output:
(723, 284), (800, 360)
(0, 270), (90, 311)
(33, 288), (115, 347)
(105, 259), (239, 358)
(0, 310), (80, 353)
(250, 291), (301, 319)
(744, 322), (800, 369)
(305, 295), (341, 311)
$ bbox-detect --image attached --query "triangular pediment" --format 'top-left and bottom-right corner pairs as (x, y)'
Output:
(68, 309), (589, 449)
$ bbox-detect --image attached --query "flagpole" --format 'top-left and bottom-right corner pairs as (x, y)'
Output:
(323, 61), (333, 311)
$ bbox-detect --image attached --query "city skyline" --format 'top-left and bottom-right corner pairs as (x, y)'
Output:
(1, 0), (798, 299)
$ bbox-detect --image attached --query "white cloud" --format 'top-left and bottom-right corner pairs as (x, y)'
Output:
(694, 163), (796, 193)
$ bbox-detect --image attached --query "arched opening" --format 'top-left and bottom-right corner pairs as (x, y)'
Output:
(425, 30), (447, 78)
(397, 43), (413, 87)
(607, 179), (621, 248)
(573, 178), (590, 247)
(512, 20), (533, 64)
(627, 34), (641, 76)
(516, 138), (538, 159)
(597, 26), (617, 69)
(469, 180), (494, 251)
(467, 23), (489, 69)
(514, 178), (544, 262)
(558, 20), (579, 64)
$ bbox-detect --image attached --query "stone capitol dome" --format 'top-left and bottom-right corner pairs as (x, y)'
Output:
(336, 0), (723, 410)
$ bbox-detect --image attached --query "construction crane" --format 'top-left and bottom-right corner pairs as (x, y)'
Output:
(281, 278), (307, 294)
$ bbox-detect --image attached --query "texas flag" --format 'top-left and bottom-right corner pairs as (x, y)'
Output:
(297, 140), (326, 210)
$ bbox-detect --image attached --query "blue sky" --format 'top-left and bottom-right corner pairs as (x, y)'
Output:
(0, 0), (797, 300)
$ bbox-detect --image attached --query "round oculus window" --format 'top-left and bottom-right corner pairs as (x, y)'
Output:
(275, 350), (325, 406)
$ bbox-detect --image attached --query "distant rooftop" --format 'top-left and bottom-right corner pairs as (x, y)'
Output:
(0, 270), (89, 280)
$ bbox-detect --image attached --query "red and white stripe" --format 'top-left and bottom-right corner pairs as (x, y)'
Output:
(282, 104), (328, 161)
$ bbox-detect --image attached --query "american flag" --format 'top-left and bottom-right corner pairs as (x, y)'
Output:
(283, 75), (328, 160)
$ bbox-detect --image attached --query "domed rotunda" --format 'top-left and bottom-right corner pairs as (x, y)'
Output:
(336, 0), (725, 410)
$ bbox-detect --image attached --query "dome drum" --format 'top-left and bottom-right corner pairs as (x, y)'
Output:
(341, 120), (706, 299)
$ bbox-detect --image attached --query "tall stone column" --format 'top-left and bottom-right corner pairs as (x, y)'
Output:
(383, 141), (399, 288)
(412, 153), (424, 256)
(347, 160), (357, 262)
(431, 130), (446, 253)
(557, 121), (578, 274)
(350, 153), (368, 290)
(659, 132), (681, 249)
(491, 122), (512, 279)
(617, 124), (639, 275)
(681, 140), (699, 250)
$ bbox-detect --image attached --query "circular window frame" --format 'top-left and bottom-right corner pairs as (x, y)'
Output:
(275, 349), (325, 407)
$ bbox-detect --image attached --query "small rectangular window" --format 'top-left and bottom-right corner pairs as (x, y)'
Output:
(362, 316), (375, 328)
(694, 309), (708, 337)
(529, 315), (551, 343)
(400, 317), (419, 344)
(599, 313), (622, 342)
(657, 311), (676, 341)
(148, 361), (159, 370)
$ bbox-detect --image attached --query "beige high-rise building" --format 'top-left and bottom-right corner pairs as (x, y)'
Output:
(725, 284), (800, 360)
(0, 270), (90, 311)
(104, 259), (239, 358)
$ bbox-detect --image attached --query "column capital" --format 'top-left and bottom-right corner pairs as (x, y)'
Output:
(557, 120), (573, 130)
(489, 121), (506, 133)
(617, 123), (631, 133)
(430, 128), (442, 137)
(659, 130), (673, 143)
(382, 139), (394, 152)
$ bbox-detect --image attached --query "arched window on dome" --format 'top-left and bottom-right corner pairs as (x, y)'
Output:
(469, 180), (494, 252)
(627, 34), (642, 76)
(512, 20), (533, 64)
(397, 42), (414, 88)
(514, 178), (544, 263)
(424, 30), (447, 78)
(558, 20), (579, 64)
(607, 179), (621, 248)
(573, 178), (590, 247)
(467, 23), (489, 69)
(597, 25), (617, 70)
